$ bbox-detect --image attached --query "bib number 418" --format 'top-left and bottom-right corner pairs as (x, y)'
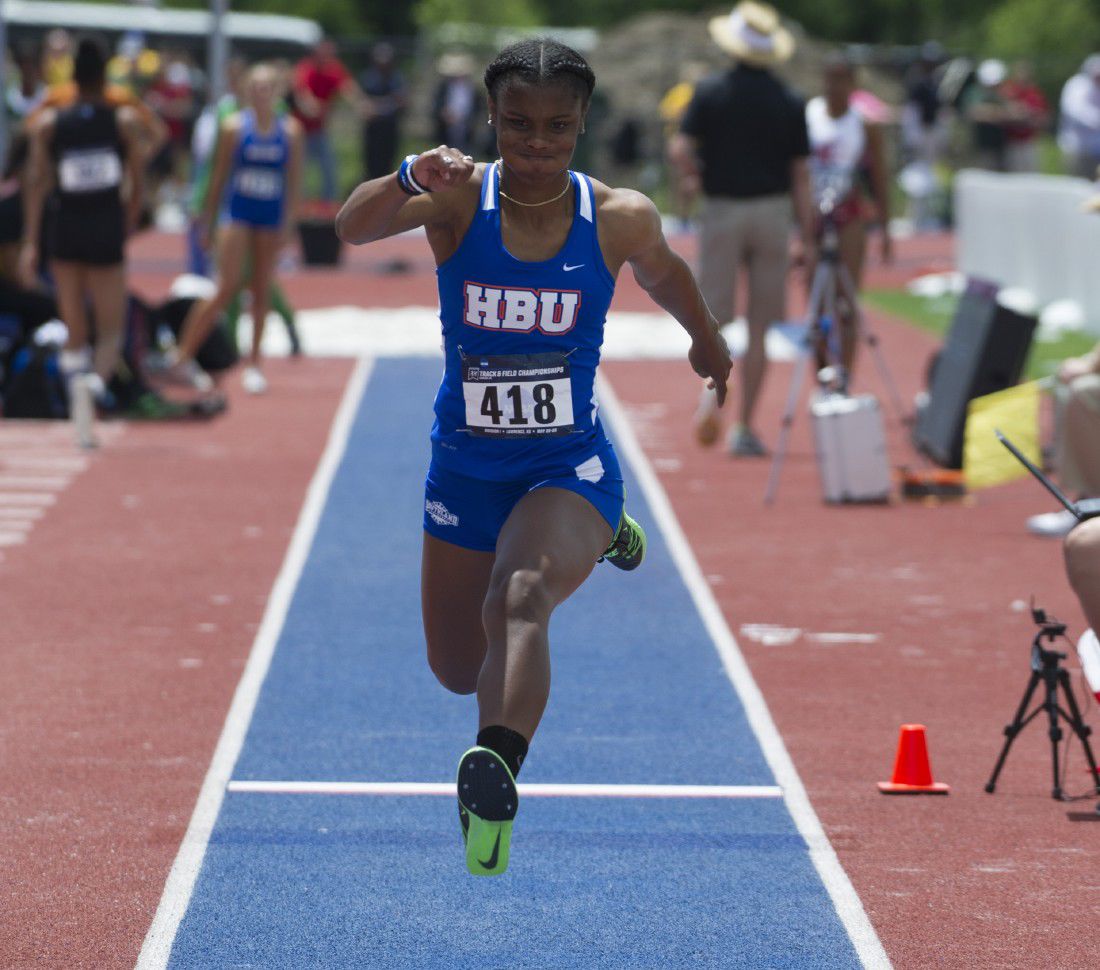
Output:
(462, 353), (575, 437)
(480, 383), (557, 428)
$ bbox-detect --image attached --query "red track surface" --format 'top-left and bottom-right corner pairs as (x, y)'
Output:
(5, 227), (1098, 969)
(1, 358), (351, 967)
(603, 233), (1100, 969)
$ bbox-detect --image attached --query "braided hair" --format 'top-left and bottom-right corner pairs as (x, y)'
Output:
(483, 38), (596, 105)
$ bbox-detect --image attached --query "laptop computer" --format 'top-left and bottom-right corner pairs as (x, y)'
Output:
(996, 429), (1100, 522)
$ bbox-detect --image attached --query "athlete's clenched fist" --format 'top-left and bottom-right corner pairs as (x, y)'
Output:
(412, 146), (476, 192)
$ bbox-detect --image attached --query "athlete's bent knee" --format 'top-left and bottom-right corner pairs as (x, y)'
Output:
(483, 568), (552, 629)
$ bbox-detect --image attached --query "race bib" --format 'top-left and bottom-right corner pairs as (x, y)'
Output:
(462, 353), (574, 438)
(58, 148), (122, 194)
(236, 167), (283, 200)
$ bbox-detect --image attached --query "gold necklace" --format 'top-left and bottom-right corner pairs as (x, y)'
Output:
(498, 172), (571, 208)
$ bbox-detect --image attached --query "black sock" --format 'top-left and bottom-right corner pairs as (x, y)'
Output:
(477, 725), (529, 778)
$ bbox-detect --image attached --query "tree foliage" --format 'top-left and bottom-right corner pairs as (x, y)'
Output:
(159, 0), (415, 37)
(158, 0), (1100, 59)
(416, 0), (543, 28)
(984, 0), (1100, 86)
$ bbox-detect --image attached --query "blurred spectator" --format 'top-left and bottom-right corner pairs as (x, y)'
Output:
(1027, 339), (1100, 537)
(805, 53), (892, 377)
(19, 37), (148, 408)
(899, 42), (947, 230)
(965, 59), (1010, 171)
(901, 43), (947, 165)
(290, 38), (369, 201)
(42, 29), (73, 87)
(1001, 60), (1049, 173)
(32, 49), (167, 237)
(1058, 55), (1100, 179)
(6, 44), (47, 123)
(187, 57), (300, 353)
(107, 32), (161, 96)
(432, 52), (481, 156)
(169, 64), (303, 395)
(670, 0), (813, 457)
(358, 42), (407, 181)
(146, 51), (198, 209)
(33, 69), (167, 158)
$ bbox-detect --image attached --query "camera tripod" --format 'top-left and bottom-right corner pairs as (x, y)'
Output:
(763, 187), (907, 505)
(985, 606), (1100, 801)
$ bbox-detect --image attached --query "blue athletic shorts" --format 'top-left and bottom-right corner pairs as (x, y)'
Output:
(423, 459), (625, 553)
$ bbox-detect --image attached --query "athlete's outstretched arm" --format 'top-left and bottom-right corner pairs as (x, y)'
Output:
(609, 190), (732, 405)
(335, 146), (474, 245)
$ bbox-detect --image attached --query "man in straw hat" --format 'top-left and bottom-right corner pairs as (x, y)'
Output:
(671, 1), (814, 456)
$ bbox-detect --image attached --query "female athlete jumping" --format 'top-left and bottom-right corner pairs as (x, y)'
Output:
(336, 39), (731, 876)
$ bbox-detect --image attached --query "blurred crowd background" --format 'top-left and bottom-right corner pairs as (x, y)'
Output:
(5, 0), (1100, 233)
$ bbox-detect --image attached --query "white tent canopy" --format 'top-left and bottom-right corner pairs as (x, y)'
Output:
(1, 0), (321, 46)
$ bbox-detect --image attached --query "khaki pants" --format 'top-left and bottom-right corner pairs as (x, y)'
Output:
(1057, 374), (1100, 496)
(697, 194), (790, 330)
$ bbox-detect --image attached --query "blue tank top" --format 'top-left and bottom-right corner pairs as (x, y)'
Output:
(432, 161), (616, 480)
(227, 110), (289, 228)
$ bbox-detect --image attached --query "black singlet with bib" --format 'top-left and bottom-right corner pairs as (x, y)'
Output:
(49, 102), (127, 265)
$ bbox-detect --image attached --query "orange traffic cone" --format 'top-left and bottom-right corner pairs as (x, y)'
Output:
(877, 724), (950, 794)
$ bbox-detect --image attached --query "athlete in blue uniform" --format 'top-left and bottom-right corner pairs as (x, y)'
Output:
(337, 39), (731, 876)
(168, 64), (303, 394)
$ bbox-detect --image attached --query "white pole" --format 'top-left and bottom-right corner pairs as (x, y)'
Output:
(0, 0), (9, 166)
(208, 0), (228, 105)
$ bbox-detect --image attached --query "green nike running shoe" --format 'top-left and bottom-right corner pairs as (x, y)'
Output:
(599, 511), (647, 571)
(456, 746), (518, 877)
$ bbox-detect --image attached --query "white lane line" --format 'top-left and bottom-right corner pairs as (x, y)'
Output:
(135, 357), (374, 970)
(1, 456), (88, 470)
(0, 476), (71, 489)
(246, 307), (803, 362)
(227, 781), (784, 799)
(0, 533), (27, 546)
(597, 375), (892, 970)
(0, 519), (36, 532)
(0, 493), (56, 505)
(0, 507), (44, 519)
(804, 632), (882, 645)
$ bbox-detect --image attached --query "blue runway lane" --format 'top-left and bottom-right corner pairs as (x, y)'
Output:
(166, 358), (863, 968)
